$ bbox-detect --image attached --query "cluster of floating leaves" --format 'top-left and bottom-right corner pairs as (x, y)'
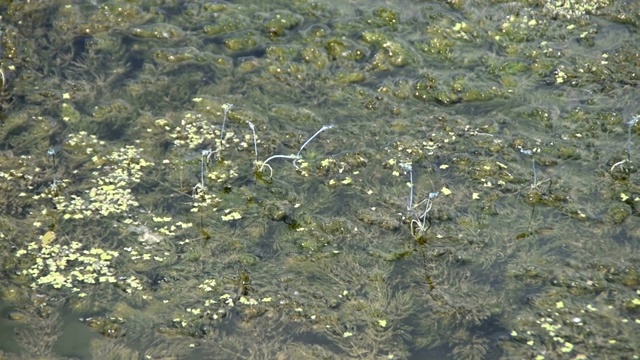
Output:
(15, 232), (119, 292)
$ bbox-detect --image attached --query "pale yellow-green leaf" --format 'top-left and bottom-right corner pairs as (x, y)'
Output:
(41, 231), (56, 247)
(561, 342), (574, 352)
(341, 177), (352, 185)
(221, 211), (242, 221)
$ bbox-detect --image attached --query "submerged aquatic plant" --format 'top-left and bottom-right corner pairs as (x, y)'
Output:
(519, 147), (538, 187)
(15, 310), (62, 358)
(4, 1), (640, 359)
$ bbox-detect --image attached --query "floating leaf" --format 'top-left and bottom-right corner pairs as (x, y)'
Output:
(41, 231), (56, 246)
(561, 342), (574, 352)
(341, 177), (353, 185)
(221, 211), (242, 221)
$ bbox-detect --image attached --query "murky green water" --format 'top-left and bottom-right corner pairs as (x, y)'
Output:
(1, 0), (639, 359)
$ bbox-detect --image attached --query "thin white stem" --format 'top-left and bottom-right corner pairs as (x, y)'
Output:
(259, 154), (301, 172)
(417, 191), (438, 230)
(408, 170), (414, 210)
(296, 124), (335, 158)
(0, 67), (5, 89)
(610, 159), (628, 172)
(420, 198), (432, 228)
(627, 116), (637, 162)
(248, 120), (258, 164)
(400, 163), (413, 210)
(220, 103), (234, 142)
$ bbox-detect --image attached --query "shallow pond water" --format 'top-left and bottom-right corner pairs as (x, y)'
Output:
(0, 0), (639, 359)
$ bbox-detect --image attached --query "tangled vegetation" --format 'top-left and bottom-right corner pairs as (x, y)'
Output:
(0, 0), (639, 359)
